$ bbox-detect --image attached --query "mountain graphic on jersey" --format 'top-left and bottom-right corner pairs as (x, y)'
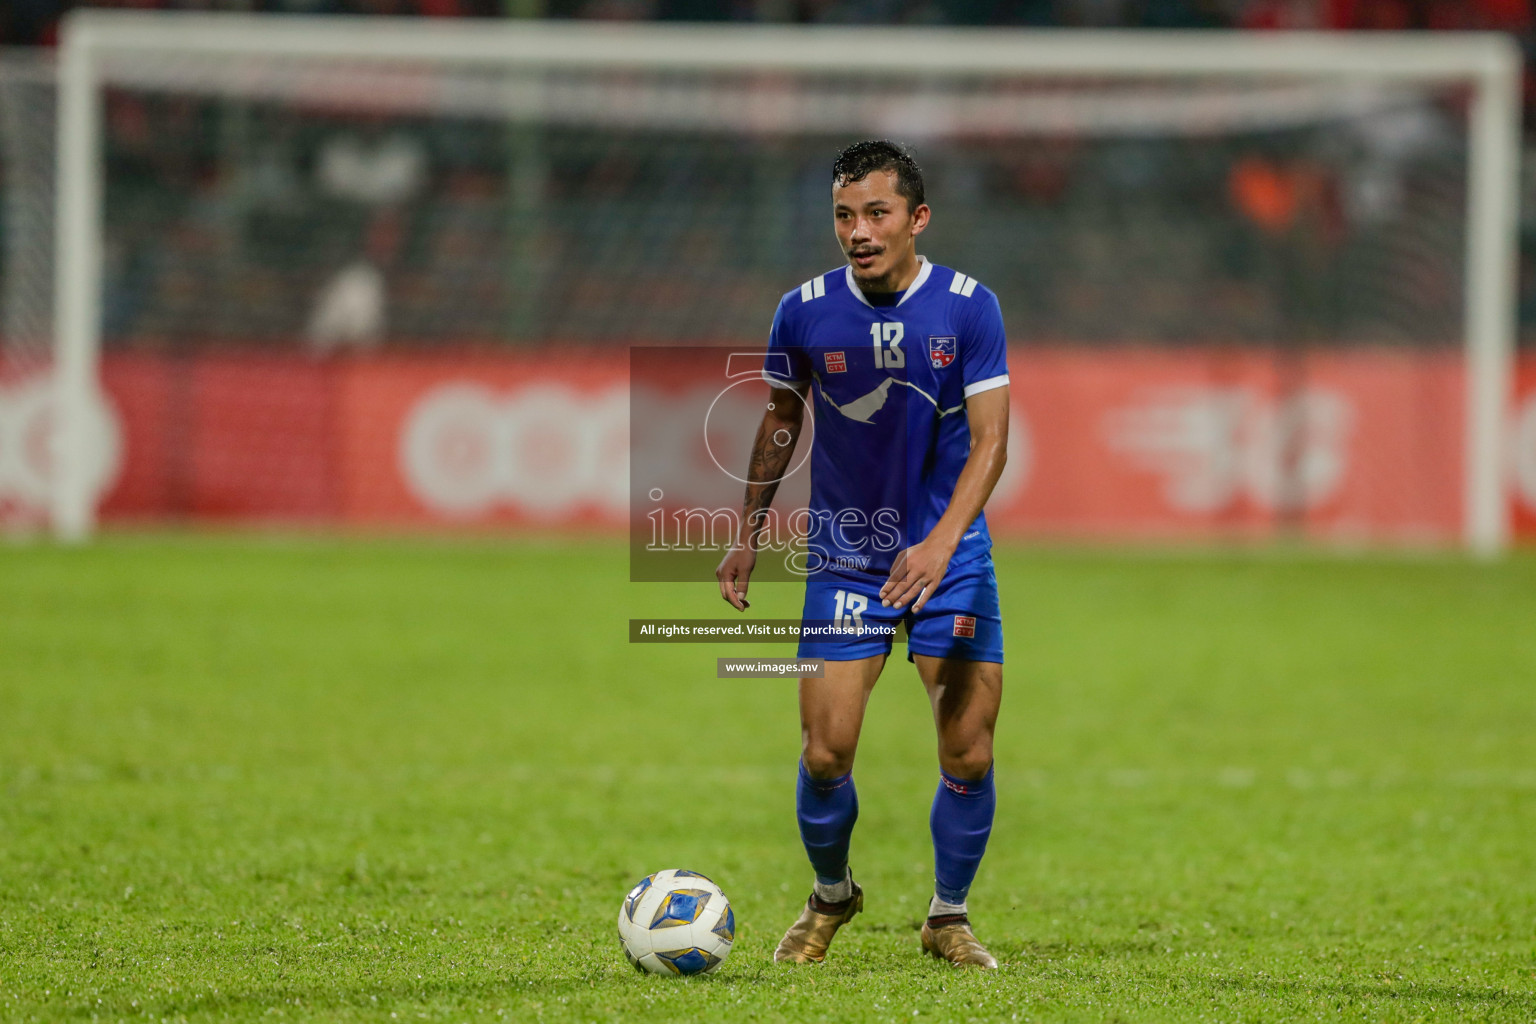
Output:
(821, 377), (966, 425)
(821, 378), (895, 424)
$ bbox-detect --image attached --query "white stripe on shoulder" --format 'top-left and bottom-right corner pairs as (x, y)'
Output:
(963, 374), (1009, 398)
(948, 270), (982, 298)
(800, 273), (827, 302)
(813, 274), (826, 298)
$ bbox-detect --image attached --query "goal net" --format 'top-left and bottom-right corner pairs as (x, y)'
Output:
(0, 50), (63, 527)
(8, 15), (1523, 550)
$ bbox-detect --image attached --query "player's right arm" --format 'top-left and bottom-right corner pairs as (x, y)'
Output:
(715, 383), (808, 611)
(716, 295), (813, 611)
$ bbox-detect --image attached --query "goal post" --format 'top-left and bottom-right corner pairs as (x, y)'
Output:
(47, 12), (1523, 552)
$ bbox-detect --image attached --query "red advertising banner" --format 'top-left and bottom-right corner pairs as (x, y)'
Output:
(98, 355), (341, 520)
(334, 354), (627, 526)
(1514, 357), (1536, 539)
(0, 347), (1526, 541)
(1002, 348), (1464, 542)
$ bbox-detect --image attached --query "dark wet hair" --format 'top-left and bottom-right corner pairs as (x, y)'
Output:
(832, 140), (925, 213)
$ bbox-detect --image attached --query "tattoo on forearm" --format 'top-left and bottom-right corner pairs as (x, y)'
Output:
(742, 418), (796, 545)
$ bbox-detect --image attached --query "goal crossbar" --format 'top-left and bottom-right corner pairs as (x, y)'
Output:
(57, 14), (1521, 80)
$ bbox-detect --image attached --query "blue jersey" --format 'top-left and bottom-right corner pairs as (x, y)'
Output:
(764, 256), (1010, 577)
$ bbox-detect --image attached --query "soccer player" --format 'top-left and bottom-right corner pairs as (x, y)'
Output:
(715, 140), (1010, 969)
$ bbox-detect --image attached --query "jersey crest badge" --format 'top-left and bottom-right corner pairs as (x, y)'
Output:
(952, 615), (976, 638)
(824, 352), (847, 373)
(929, 336), (956, 369)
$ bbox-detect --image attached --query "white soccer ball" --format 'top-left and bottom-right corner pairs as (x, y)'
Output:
(617, 869), (735, 976)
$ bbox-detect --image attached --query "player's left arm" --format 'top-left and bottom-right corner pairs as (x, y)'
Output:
(879, 386), (1008, 612)
(882, 287), (1010, 613)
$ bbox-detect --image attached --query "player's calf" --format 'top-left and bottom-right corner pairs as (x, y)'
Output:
(924, 763), (997, 966)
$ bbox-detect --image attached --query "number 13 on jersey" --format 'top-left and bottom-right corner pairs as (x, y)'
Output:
(870, 322), (905, 369)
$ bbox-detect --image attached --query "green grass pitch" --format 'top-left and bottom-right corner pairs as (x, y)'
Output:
(2, 536), (1534, 1022)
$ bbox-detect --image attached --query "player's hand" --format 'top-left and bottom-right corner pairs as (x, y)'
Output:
(715, 545), (756, 612)
(880, 538), (954, 614)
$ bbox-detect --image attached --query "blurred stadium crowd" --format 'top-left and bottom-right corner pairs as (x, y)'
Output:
(0, 0), (1533, 351)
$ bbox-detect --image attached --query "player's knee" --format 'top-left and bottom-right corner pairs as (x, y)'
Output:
(939, 740), (993, 782)
(801, 741), (856, 779)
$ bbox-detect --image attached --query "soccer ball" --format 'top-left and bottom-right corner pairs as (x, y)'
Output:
(617, 869), (735, 976)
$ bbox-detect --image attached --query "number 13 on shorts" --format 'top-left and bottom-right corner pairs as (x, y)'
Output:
(832, 589), (867, 629)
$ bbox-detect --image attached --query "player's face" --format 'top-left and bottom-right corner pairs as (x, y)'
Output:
(833, 170), (930, 290)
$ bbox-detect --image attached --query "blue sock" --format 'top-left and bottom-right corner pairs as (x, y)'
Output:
(930, 765), (995, 906)
(796, 760), (858, 886)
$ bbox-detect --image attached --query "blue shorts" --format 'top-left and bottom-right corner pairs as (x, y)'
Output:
(796, 556), (1004, 664)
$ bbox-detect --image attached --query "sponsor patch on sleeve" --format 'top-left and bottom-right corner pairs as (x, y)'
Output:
(825, 351), (847, 373)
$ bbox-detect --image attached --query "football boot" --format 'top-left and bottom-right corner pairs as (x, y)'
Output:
(920, 914), (998, 969)
(773, 880), (864, 963)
